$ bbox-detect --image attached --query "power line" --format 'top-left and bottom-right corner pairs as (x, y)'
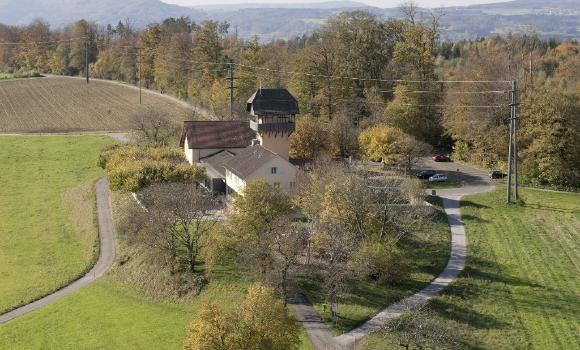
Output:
(233, 62), (513, 84)
(0, 37), (87, 46)
(380, 90), (510, 95)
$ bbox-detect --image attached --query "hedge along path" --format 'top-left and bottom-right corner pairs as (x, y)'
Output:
(290, 181), (495, 350)
(0, 178), (116, 324)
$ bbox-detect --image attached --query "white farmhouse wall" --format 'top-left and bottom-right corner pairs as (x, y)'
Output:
(226, 157), (297, 195)
(184, 136), (194, 164)
(225, 169), (247, 194)
(248, 157), (297, 191)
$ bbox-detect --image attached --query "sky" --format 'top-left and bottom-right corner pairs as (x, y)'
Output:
(161, 0), (509, 8)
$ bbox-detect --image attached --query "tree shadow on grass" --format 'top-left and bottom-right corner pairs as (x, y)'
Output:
(429, 298), (512, 330)
(460, 200), (490, 209)
(460, 214), (489, 223)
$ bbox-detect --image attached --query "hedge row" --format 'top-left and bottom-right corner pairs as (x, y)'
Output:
(99, 145), (206, 192)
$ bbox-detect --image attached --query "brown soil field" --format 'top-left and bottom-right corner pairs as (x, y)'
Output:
(0, 76), (192, 133)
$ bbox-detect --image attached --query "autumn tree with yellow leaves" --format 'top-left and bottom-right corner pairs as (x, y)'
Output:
(183, 282), (300, 350)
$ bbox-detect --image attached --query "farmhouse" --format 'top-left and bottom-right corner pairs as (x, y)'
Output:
(180, 88), (299, 196)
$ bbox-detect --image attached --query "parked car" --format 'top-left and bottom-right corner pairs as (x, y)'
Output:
(428, 174), (448, 182)
(489, 171), (507, 179)
(416, 170), (437, 180)
(432, 155), (451, 162)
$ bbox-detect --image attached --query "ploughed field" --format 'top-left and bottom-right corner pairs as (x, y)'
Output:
(0, 76), (191, 133)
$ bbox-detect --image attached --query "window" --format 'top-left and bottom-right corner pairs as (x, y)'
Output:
(273, 182), (281, 188)
(290, 182), (296, 189)
(271, 167), (278, 174)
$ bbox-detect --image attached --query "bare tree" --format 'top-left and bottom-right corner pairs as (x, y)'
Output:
(268, 217), (309, 303)
(379, 306), (459, 350)
(316, 219), (359, 322)
(399, 1), (420, 24)
(140, 183), (221, 273)
(131, 106), (178, 145)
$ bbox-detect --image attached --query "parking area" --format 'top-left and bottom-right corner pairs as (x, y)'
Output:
(415, 157), (493, 187)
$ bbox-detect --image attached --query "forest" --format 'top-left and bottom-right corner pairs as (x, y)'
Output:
(0, 7), (578, 188)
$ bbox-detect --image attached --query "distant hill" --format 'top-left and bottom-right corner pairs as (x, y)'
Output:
(0, 0), (204, 27)
(0, 0), (578, 40)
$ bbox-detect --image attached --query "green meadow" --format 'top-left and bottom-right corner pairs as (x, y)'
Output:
(0, 136), (113, 314)
(365, 189), (580, 349)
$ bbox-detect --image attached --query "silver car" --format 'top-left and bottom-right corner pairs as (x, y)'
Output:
(428, 174), (448, 182)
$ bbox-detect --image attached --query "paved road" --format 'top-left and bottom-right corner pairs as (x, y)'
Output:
(0, 177), (116, 324)
(294, 159), (495, 349)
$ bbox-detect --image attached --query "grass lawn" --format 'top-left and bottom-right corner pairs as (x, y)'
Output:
(0, 135), (113, 314)
(0, 181), (314, 350)
(364, 188), (580, 349)
(297, 196), (452, 333)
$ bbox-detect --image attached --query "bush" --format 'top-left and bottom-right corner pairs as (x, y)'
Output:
(451, 141), (468, 162)
(348, 241), (409, 285)
(99, 145), (206, 191)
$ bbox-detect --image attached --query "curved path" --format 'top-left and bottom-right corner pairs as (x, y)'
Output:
(290, 159), (495, 349)
(0, 177), (116, 324)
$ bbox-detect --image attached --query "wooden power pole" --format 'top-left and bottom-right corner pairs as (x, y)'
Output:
(85, 40), (89, 84)
(225, 62), (237, 119)
(507, 80), (519, 203)
(138, 47), (143, 105)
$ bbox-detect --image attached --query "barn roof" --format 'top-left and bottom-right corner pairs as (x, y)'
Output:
(224, 145), (278, 179)
(180, 121), (256, 149)
(246, 88), (299, 115)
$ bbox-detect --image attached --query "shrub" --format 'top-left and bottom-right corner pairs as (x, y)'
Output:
(451, 141), (468, 162)
(348, 241), (409, 285)
(99, 145), (206, 191)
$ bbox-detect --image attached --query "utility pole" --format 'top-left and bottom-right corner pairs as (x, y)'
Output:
(507, 80), (518, 203)
(513, 80), (519, 201)
(225, 62), (236, 119)
(507, 100), (514, 203)
(85, 40), (89, 84)
(137, 47), (143, 105)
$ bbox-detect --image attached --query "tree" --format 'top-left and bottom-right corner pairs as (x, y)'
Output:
(520, 87), (580, 187)
(130, 106), (179, 145)
(183, 282), (300, 350)
(359, 125), (431, 174)
(140, 183), (221, 272)
(183, 302), (233, 350)
(329, 108), (359, 157)
(236, 282), (301, 350)
(384, 84), (443, 145)
(377, 306), (458, 350)
(289, 116), (329, 159)
(228, 180), (293, 275)
(268, 218), (308, 302)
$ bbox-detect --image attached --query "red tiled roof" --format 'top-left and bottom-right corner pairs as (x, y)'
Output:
(180, 121), (256, 149)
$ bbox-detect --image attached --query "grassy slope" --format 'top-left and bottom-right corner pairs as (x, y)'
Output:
(365, 189), (579, 349)
(0, 161), (314, 350)
(0, 136), (113, 313)
(298, 196), (452, 333)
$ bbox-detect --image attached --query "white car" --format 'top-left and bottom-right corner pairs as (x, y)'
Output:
(428, 174), (448, 182)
